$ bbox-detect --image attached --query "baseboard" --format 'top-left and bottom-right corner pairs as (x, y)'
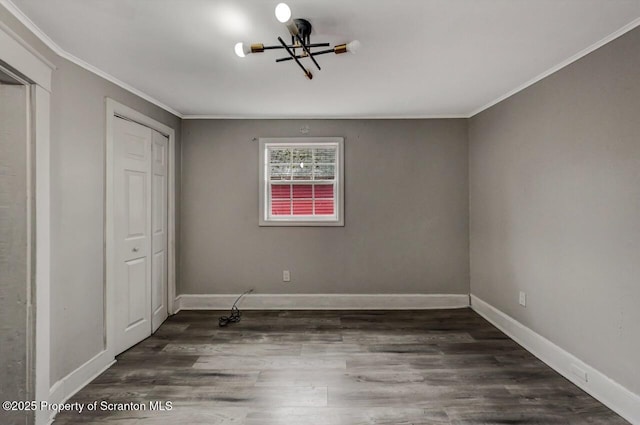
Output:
(175, 293), (470, 311)
(470, 295), (640, 425)
(47, 349), (115, 424)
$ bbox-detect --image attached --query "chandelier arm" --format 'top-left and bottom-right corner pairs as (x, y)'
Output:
(276, 48), (335, 62)
(275, 55), (302, 63)
(294, 34), (321, 71)
(277, 36), (312, 79)
(309, 48), (335, 56)
(262, 45), (287, 50)
(262, 42), (331, 50)
(306, 42), (331, 48)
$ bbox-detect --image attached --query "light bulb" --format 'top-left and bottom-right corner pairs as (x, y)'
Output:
(275, 3), (291, 23)
(346, 40), (361, 54)
(234, 42), (250, 58)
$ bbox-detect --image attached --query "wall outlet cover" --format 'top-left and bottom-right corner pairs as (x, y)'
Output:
(519, 291), (526, 307)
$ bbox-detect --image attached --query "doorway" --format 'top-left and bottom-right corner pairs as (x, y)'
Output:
(1, 25), (53, 425)
(105, 99), (176, 357)
(0, 65), (33, 425)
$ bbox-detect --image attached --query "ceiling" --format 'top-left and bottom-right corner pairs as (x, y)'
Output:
(6, 0), (640, 118)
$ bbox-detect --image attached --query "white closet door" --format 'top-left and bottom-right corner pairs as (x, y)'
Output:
(151, 130), (168, 332)
(114, 117), (153, 354)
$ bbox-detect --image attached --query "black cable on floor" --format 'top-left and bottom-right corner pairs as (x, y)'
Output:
(218, 289), (254, 327)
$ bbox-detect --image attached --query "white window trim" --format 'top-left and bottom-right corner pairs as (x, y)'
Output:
(259, 137), (344, 227)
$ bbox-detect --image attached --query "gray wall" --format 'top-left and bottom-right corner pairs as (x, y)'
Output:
(469, 27), (640, 394)
(49, 59), (181, 383)
(0, 3), (182, 385)
(180, 119), (469, 295)
(0, 83), (29, 425)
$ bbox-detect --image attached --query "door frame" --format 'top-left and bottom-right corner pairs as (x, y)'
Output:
(0, 22), (53, 425)
(105, 98), (176, 359)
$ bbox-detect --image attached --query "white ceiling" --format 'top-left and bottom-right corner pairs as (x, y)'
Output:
(6, 0), (640, 118)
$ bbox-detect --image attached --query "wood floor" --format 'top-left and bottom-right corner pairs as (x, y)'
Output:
(54, 309), (627, 424)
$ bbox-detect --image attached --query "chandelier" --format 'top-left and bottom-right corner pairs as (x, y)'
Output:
(234, 3), (360, 80)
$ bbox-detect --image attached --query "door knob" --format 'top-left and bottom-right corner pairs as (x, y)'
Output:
(132, 247), (139, 252)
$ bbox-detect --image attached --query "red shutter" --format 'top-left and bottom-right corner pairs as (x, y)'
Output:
(292, 185), (312, 198)
(314, 184), (334, 214)
(315, 199), (334, 214)
(292, 184), (313, 215)
(314, 184), (333, 198)
(293, 200), (313, 215)
(271, 185), (291, 215)
(271, 200), (291, 215)
(271, 185), (291, 199)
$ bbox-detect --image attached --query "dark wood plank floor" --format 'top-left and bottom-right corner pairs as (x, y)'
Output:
(54, 309), (627, 424)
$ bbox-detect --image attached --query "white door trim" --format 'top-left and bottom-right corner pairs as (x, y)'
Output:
(33, 85), (51, 425)
(0, 23), (53, 425)
(105, 98), (176, 360)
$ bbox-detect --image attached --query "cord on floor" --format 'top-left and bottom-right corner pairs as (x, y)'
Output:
(218, 289), (254, 327)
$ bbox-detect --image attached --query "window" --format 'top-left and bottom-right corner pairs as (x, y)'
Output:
(259, 137), (344, 226)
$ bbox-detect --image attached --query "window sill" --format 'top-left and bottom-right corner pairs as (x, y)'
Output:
(259, 219), (344, 227)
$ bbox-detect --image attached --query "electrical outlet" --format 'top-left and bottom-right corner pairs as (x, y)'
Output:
(519, 291), (526, 307)
(283, 270), (290, 282)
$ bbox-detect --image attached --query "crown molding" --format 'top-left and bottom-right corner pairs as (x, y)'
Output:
(0, 0), (184, 118)
(468, 16), (640, 118)
(181, 114), (470, 120)
(0, 18), (56, 71)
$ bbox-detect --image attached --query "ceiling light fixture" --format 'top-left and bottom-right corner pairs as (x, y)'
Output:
(234, 2), (360, 80)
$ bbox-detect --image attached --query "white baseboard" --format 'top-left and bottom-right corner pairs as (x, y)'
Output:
(175, 293), (470, 312)
(47, 349), (115, 424)
(470, 295), (640, 425)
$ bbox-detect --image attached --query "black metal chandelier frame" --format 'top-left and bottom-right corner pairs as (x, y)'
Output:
(236, 5), (358, 80)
